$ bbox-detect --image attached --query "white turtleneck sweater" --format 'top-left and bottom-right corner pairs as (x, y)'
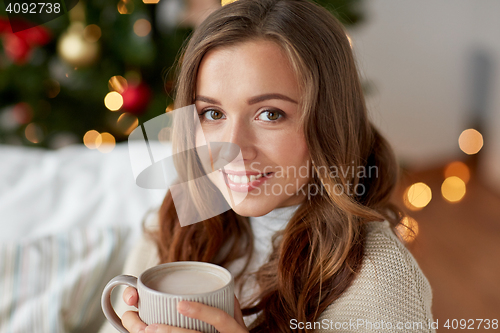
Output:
(99, 205), (435, 333)
(224, 204), (301, 327)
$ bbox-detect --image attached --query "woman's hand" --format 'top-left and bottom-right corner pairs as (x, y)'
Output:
(121, 286), (249, 333)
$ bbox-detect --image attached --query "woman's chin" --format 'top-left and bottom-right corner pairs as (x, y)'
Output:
(226, 197), (276, 217)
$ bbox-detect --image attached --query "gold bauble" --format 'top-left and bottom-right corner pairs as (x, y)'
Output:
(57, 22), (100, 67)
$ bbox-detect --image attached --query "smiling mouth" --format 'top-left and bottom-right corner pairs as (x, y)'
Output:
(223, 172), (273, 184)
(220, 170), (274, 192)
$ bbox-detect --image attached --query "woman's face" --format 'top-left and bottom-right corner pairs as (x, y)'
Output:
(194, 39), (311, 217)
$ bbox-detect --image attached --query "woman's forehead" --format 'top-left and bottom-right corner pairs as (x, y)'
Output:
(195, 40), (300, 98)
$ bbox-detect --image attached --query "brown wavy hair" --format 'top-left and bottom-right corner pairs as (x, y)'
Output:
(151, 0), (405, 331)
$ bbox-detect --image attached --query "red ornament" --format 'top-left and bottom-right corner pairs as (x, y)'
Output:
(0, 17), (51, 65)
(2, 34), (31, 64)
(16, 24), (51, 45)
(121, 83), (151, 115)
(12, 102), (34, 124)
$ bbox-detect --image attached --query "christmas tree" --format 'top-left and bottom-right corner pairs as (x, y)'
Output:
(0, 0), (363, 151)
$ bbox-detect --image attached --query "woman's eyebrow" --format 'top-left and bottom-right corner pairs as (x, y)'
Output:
(194, 95), (220, 104)
(248, 93), (298, 105)
(194, 93), (298, 105)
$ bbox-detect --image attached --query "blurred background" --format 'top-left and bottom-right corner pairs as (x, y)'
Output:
(348, 1), (500, 328)
(0, 0), (499, 332)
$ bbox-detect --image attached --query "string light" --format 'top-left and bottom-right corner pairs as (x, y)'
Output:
(117, 113), (138, 135)
(133, 19), (152, 37)
(108, 75), (128, 94)
(83, 24), (102, 43)
(25, 123), (44, 143)
(104, 91), (123, 111)
(97, 132), (116, 153)
(395, 216), (419, 243)
(83, 130), (101, 149)
(444, 161), (470, 184)
(117, 0), (134, 14)
(404, 182), (432, 211)
(441, 176), (466, 203)
(458, 128), (483, 155)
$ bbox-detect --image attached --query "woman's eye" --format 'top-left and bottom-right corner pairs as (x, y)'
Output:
(198, 109), (283, 122)
(258, 110), (283, 122)
(199, 109), (224, 121)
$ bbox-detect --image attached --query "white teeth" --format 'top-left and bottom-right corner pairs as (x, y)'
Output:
(227, 173), (268, 184)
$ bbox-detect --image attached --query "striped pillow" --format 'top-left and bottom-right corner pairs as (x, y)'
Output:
(0, 226), (130, 333)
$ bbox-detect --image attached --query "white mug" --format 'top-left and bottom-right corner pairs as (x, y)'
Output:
(101, 261), (234, 333)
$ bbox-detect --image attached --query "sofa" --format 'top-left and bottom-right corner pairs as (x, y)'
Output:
(0, 141), (173, 333)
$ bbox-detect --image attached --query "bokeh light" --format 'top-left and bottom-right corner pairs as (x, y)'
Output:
(24, 123), (44, 143)
(108, 75), (128, 94)
(104, 91), (124, 111)
(0, 107), (18, 129)
(44, 79), (61, 98)
(83, 130), (102, 149)
(396, 216), (419, 243)
(12, 102), (33, 124)
(441, 176), (466, 203)
(117, 0), (134, 14)
(143, 0), (160, 3)
(404, 182), (432, 210)
(133, 19), (152, 37)
(97, 132), (116, 153)
(83, 24), (102, 43)
(116, 113), (139, 135)
(346, 34), (353, 48)
(458, 128), (483, 155)
(57, 23), (99, 67)
(444, 161), (470, 184)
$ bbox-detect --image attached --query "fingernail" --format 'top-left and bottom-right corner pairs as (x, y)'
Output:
(145, 325), (158, 333)
(127, 295), (134, 304)
(177, 301), (190, 313)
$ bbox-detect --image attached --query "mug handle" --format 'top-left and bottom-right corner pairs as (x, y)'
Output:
(101, 275), (138, 333)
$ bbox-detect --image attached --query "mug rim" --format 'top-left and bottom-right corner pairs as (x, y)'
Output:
(138, 261), (234, 298)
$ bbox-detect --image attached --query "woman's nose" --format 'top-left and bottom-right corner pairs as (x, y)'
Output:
(217, 141), (238, 161)
(218, 118), (257, 163)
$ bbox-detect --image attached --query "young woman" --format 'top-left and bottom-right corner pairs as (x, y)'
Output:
(99, 0), (434, 332)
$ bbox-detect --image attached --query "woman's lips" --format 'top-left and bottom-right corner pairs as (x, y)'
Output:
(221, 170), (274, 192)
